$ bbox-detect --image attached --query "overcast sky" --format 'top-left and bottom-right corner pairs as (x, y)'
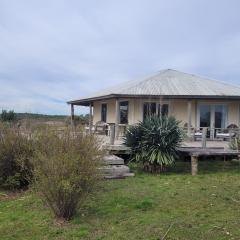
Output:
(1, 0), (240, 115)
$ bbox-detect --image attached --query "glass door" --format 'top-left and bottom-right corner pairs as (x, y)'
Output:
(199, 105), (211, 138)
(214, 105), (227, 129)
(198, 104), (227, 139)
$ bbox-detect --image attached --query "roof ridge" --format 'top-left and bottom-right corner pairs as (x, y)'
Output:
(171, 69), (240, 90)
(68, 69), (240, 104)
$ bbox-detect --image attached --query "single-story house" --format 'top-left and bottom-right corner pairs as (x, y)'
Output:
(67, 69), (240, 139)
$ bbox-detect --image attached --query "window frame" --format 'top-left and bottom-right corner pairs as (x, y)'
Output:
(119, 101), (129, 124)
(101, 103), (107, 122)
(143, 102), (169, 120)
(143, 102), (157, 120)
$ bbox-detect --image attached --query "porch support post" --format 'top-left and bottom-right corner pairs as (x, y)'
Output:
(238, 103), (240, 138)
(71, 104), (74, 126)
(187, 99), (192, 138)
(191, 155), (198, 176)
(89, 103), (93, 134)
(201, 127), (207, 148)
(115, 98), (120, 139)
(238, 103), (240, 128)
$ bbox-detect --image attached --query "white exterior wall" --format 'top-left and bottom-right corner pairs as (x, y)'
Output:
(93, 98), (240, 127)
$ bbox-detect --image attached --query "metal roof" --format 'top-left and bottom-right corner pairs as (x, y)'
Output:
(68, 69), (240, 105)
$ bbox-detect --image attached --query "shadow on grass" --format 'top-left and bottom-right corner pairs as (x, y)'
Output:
(128, 160), (240, 175)
(172, 159), (240, 175)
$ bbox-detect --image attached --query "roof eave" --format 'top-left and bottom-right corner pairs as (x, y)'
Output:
(67, 94), (240, 106)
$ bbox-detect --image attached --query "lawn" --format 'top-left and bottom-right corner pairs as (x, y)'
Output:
(0, 161), (240, 240)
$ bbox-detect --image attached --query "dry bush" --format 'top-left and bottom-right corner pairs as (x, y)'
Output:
(33, 127), (103, 220)
(0, 123), (34, 190)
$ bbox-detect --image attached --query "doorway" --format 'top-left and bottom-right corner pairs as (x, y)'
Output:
(198, 104), (227, 139)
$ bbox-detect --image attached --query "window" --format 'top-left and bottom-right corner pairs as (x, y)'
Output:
(161, 104), (169, 116)
(119, 101), (128, 124)
(101, 103), (107, 122)
(143, 102), (169, 120)
(157, 104), (169, 117)
(143, 102), (156, 120)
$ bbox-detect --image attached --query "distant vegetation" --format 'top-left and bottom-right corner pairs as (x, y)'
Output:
(0, 110), (89, 125)
(1, 110), (16, 122)
(16, 112), (68, 121)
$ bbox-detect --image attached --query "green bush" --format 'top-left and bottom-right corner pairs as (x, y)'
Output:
(1, 110), (16, 122)
(33, 127), (103, 220)
(0, 123), (34, 190)
(124, 116), (184, 173)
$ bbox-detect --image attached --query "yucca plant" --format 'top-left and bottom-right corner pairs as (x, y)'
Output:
(124, 116), (184, 173)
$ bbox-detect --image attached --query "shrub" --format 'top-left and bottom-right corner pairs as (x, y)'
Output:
(0, 123), (34, 190)
(33, 127), (103, 220)
(229, 137), (240, 150)
(1, 110), (16, 122)
(65, 114), (90, 126)
(124, 116), (184, 173)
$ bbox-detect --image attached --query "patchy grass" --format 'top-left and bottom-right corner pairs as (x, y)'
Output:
(0, 161), (240, 240)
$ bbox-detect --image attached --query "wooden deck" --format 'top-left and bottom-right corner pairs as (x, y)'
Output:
(97, 135), (229, 149)
(100, 136), (240, 175)
(100, 135), (232, 152)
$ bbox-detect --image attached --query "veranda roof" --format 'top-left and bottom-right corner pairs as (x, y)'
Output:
(68, 69), (240, 106)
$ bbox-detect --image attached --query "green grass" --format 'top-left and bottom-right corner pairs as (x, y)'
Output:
(1, 161), (240, 240)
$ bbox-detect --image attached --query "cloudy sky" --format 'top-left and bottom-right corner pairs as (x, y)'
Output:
(1, 0), (240, 115)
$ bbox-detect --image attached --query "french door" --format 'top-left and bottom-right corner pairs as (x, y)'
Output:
(198, 104), (227, 138)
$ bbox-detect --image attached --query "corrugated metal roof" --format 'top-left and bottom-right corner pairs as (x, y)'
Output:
(68, 69), (240, 104)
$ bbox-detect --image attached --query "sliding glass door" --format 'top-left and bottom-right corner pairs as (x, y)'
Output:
(198, 104), (227, 138)
(214, 105), (227, 129)
(199, 105), (211, 128)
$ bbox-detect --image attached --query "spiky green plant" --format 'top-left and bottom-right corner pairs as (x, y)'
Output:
(124, 116), (184, 172)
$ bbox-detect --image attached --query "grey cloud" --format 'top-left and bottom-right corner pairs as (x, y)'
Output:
(0, 0), (240, 114)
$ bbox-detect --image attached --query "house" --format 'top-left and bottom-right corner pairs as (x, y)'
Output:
(67, 69), (240, 139)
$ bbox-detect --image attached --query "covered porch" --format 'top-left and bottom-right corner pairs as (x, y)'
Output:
(69, 97), (240, 145)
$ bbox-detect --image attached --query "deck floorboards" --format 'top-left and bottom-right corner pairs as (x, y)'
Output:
(99, 135), (240, 156)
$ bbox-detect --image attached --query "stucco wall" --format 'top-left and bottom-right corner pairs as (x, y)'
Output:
(93, 98), (240, 127)
(170, 99), (196, 127)
(228, 101), (239, 125)
(93, 99), (116, 125)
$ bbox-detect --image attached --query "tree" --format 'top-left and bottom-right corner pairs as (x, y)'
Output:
(1, 110), (16, 122)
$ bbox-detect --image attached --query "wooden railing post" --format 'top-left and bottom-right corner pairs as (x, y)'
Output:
(187, 99), (192, 138)
(71, 104), (74, 127)
(110, 124), (115, 145)
(89, 103), (93, 134)
(115, 99), (120, 139)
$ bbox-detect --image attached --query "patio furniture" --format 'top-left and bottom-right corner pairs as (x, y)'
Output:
(216, 124), (238, 141)
(94, 121), (109, 135)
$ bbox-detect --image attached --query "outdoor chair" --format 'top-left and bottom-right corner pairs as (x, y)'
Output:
(216, 124), (238, 141)
(94, 121), (109, 135)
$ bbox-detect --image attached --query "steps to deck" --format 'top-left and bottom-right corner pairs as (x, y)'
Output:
(101, 155), (134, 179)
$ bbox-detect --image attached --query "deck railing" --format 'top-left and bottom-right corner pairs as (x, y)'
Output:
(183, 127), (240, 141)
(88, 124), (240, 144)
